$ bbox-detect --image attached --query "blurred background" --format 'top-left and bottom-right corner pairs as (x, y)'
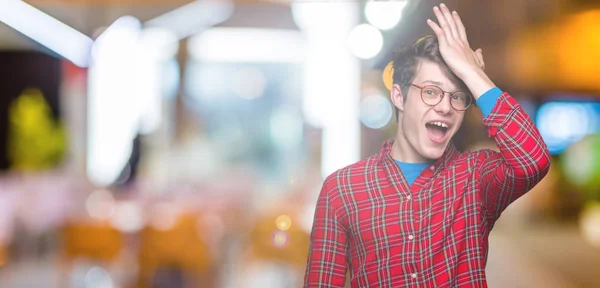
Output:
(1, 0), (600, 287)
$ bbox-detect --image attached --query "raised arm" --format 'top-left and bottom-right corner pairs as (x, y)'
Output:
(426, 4), (551, 219)
(477, 92), (550, 219)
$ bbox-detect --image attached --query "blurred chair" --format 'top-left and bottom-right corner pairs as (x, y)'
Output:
(237, 211), (310, 287)
(137, 213), (213, 288)
(62, 221), (123, 262)
(60, 221), (125, 287)
(249, 213), (310, 268)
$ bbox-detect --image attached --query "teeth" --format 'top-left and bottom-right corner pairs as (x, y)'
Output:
(429, 121), (449, 128)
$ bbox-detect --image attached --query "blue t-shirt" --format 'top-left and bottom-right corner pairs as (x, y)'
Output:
(395, 161), (431, 185)
(396, 87), (502, 185)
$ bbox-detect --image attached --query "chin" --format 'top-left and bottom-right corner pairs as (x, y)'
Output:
(420, 144), (447, 160)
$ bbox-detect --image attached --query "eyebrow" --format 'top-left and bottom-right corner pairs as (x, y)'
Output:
(420, 80), (444, 86)
(419, 80), (469, 94)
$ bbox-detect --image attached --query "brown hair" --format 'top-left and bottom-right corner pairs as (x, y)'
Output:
(390, 35), (468, 121)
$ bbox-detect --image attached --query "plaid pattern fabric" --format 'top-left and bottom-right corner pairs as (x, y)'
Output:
(303, 92), (551, 287)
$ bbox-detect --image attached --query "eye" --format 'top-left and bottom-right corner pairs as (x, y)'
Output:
(451, 93), (466, 101)
(423, 88), (437, 95)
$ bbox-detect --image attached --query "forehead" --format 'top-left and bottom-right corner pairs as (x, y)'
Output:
(412, 59), (458, 91)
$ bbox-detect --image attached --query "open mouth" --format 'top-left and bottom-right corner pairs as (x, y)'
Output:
(425, 121), (449, 142)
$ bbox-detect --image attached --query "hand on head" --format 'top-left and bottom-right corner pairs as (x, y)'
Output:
(426, 4), (485, 78)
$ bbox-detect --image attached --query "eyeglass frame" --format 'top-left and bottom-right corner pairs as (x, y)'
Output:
(410, 83), (473, 111)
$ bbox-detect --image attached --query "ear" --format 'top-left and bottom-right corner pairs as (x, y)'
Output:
(390, 83), (405, 112)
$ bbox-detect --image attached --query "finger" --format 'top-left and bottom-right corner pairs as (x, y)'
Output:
(432, 6), (454, 43)
(472, 51), (480, 67)
(426, 19), (446, 43)
(473, 51), (482, 68)
(476, 48), (485, 70)
(439, 3), (460, 41)
(452, 10), (470, 46)
(473, 48), (485, 70)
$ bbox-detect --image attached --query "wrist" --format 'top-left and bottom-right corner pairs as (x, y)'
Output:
(460, 68), (496, 101)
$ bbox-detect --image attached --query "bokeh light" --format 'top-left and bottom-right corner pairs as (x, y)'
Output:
(360, 94), (393, 129)
(84, 266), (114, 288)
(275, 215), (292, 231)
(536, 101), (600, 154)
(271, 230), (290, 249)
(561, 133), (600, 194)
(109, 201), (144, 233)
(149, 202), (180, 231)
(365, 0), (407, 30)
(85, 189), (116, 220)
(347, 24), (383, 59)
(579, 202), (600, 248)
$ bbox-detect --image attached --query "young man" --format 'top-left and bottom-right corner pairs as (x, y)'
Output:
(303, 4), (550, 287)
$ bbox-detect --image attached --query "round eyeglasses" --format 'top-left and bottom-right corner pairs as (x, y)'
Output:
(410, 84), (472, 111)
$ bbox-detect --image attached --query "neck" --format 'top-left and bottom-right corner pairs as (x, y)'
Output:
(391, 132), (431, 163)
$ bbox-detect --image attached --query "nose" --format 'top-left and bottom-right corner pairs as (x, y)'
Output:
(433, 93), (452, 115)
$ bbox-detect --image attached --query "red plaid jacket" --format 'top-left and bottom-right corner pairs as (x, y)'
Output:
(303, 92), (551, 287)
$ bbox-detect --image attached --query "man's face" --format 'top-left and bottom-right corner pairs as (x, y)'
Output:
(392, 59), (467, 161)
